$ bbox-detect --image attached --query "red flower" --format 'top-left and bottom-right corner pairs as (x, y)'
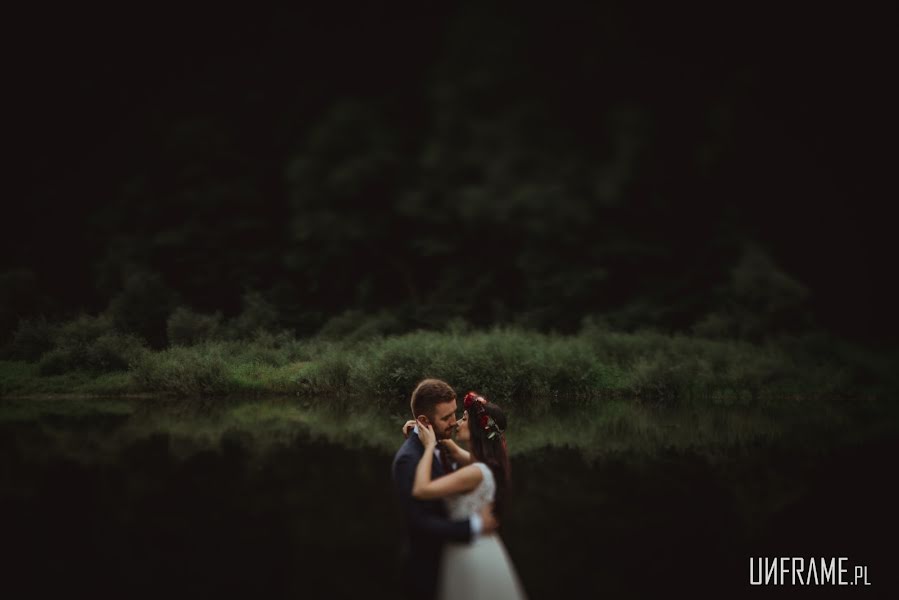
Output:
(479, 414), (489, 430)
(464, 391), (486, 410)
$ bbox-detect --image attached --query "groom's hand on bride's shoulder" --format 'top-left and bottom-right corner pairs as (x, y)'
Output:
(479, 504), (499, 534)
(402, 420), (416, 438)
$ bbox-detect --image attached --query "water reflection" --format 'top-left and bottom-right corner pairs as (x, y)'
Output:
(1, 397), (897, 598)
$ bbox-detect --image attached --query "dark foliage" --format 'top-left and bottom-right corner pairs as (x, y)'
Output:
(2, 2), (895, 347)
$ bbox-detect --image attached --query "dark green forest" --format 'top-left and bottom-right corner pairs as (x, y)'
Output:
(2, 2), (896, 358)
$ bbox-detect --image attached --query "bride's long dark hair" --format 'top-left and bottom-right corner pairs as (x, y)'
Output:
(466, 399), (512, 518)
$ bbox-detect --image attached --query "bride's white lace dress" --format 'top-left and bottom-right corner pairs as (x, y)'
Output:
(438, 462), (527, 600)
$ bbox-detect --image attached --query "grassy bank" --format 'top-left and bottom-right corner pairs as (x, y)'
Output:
(0, 360), (137, 396)
(2, 323), (895, 417)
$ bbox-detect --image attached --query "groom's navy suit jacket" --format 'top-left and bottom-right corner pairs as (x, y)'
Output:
(392, 434), (472, 600)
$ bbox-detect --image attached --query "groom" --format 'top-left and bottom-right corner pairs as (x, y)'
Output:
(392, 378), (498, 599)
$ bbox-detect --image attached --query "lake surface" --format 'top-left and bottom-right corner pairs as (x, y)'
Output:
(1, 397), (897, 598)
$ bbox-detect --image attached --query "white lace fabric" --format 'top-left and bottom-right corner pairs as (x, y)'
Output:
(445, 462), (495, 520)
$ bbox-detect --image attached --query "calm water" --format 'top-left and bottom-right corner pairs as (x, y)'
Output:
(1, 397), (897, 598)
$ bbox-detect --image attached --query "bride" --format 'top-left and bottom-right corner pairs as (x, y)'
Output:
(412, 392), (527, 600)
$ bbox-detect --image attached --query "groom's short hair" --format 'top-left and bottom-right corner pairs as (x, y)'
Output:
(411, 378), (456, 419)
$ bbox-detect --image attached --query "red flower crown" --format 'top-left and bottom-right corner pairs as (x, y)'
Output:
(463, 391), (503, 440)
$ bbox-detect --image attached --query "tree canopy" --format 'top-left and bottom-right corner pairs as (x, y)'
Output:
(2, 2), (894, 345)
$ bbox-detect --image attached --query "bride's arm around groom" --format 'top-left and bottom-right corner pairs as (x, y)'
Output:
(404, 419), (473, 466)
(392, 429), (497, 600)
(393, 442), (479, 543)
(392, 379), (499, 599)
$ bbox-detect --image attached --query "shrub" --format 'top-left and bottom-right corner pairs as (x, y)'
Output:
(223, 291), (279, 339)
(166, 307), (222, 346)
(352, 329), (621, 412)
(106, 271), (180, 347)
(627, 356), (691, 407)
(9, 315), (873, 412)
(36, 348), (71, 376)
(36, 315), (147, 375)
(235, 339), (289, 367)
(58, 313), (117, 346)
(5, 317), (58, 360)
(130, 343), (234, 396)
(214, 330), (302, 367)
(305, 349), (355, 394)
(540, 337), (612, 400)
(691, 312), (734, 339)
(89, 334), (148, 372)
(360, 332), (443, 401)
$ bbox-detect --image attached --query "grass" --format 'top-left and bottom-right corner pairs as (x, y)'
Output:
(2, 326), (895, 422)
(0, 360), (136, 396)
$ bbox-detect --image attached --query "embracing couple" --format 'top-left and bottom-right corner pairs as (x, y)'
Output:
(392, 378), (527, 600)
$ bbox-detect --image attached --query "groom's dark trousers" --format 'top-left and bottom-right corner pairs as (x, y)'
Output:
(392, 435), (472, 600)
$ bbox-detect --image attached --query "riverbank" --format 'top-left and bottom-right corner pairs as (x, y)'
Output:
(2, 327), (895, 416)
